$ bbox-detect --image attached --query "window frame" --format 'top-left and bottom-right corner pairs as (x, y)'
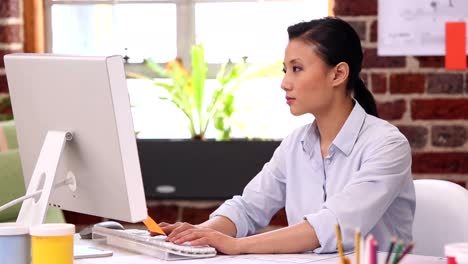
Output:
(43, 0), (330, 78)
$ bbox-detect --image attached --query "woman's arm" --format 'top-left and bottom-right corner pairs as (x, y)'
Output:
(237, 220), (320, 254)
(165, 219), (320, 255)
(161, 215), (237, 237)
(198, 215), (237, 237)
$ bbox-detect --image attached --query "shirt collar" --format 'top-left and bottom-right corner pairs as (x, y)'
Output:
(300, 100), (367, 157)
(332, 100), (367, 156)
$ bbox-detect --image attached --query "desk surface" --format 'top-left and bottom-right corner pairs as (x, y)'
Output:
(74, 235), (446, 264)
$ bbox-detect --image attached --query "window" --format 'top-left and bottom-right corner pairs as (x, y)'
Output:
(46, 0), (328, 139)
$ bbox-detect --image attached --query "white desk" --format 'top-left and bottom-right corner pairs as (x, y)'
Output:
(74, 235), (446, 264)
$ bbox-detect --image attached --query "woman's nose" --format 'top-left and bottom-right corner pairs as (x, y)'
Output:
(281, 76), (291, 91)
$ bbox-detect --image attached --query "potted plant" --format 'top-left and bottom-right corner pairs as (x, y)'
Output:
(133, 44), (279, 141)
(0, 94), (13, 121)
(128, 44), (283, 199)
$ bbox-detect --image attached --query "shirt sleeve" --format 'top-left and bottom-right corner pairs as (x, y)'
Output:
(210, 139), (288, 238)
(305, 135), (412, 253)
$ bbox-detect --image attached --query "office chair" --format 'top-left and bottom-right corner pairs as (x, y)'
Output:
(412, 179), (468, 257)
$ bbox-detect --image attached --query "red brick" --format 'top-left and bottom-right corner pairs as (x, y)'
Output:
(412, 152), (468, 173)
(448, 180), (467, 188)
(415, 56), (445, 68)
(397, 125), (428, 149)
(411, 99), (468, 120)
(182, 206), (218, 225)
(0, 0), (20, 18)
(0, 74), (8, 93)
(363, 48), (406, 69)
(370, 20), (377, 42)
(432, 125), (467, 147)
(466, 73), (468, 94)
(346, 20), (366, 41)
(377, 100), (406, 121)
(0, 49), (23, 68)
(269, 208), (287, 226)
(427, 73), (463, 94)
(334, 0), (377, 16)
(389, 73), (425, 94)
(148, 205), (179, 224)
(371, 73), (387, 94)
(0, 24), (21, 43)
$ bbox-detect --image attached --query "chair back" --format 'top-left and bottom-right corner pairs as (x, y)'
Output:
(413, 179), (468, 257)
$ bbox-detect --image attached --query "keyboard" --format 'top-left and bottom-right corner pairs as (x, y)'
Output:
(92, 226), (217, 261)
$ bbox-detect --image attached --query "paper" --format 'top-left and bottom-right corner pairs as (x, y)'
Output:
(378, 0), (468, 55)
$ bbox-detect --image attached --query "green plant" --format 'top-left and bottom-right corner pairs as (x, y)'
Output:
(132, 44), (280, 140)
(0, 94), (13, 121)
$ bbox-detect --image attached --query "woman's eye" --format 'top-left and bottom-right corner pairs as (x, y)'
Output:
(292, 66), (302, 72)
(282, 68), (286, 74)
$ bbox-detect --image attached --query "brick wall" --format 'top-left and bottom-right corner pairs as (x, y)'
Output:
(335, 0), (468, 189)
(0, 0), (22, 95)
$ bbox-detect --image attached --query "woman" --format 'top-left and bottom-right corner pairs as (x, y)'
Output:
(160, 17), (415, 255)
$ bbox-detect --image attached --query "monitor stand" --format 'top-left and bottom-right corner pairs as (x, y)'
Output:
(16, 130), (72, 226)
(1, 130), (113, 259)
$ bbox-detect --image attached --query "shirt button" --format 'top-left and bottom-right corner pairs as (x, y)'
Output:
(325, 159), (331, 165)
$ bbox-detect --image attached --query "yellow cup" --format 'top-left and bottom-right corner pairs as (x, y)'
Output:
(30, 223), (75, 264)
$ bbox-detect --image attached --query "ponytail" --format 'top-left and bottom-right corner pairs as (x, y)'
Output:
(353, 78), (379, 118)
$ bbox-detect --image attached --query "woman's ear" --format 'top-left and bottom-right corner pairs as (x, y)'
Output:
(331, 62), (349, 87)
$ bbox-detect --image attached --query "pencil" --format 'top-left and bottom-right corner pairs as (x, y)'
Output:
(391, 240), (405, 264)
(355, 228), (361, 264)
(396, 241), (415, 263)
(335, 224), (346, 264)
(360, 234), (365, 264)
(384, 237), (397, 264)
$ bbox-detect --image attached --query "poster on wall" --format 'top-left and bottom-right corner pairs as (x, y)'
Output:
(378, 0), (468, 56)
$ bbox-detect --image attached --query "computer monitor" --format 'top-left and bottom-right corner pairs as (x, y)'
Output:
(3, 54), (147, 226)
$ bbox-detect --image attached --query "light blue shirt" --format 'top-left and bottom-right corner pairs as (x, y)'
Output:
(210, 101), (415, 253)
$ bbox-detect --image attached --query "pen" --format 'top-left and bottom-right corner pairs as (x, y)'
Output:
(364, 234), (373, 264)
(335, 224), (346, 264)
(355, 228), (361, 264)
(392, 240), (405, 264)
(396, 241), (415, 263)
(384, 237), (397, 264)
(369, 238), (377, 264)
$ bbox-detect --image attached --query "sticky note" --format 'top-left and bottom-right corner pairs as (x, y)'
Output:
(445, 22), (467, 70)
(143, 215), (166, 236)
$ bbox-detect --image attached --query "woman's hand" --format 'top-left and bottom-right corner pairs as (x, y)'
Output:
(158, 222), (186, 236)
(159, 222), (242, 255)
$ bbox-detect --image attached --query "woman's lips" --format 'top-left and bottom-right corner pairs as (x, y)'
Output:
(286, 96), (295, 105)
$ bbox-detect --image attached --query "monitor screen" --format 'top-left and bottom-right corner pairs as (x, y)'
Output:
(4, 54), (147, 224)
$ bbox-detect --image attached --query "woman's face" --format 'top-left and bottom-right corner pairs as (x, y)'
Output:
(281, 39), (335, 116)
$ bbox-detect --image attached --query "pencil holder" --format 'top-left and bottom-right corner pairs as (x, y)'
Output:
(30, 223), (75, 264)
(0, 223), (30, 264)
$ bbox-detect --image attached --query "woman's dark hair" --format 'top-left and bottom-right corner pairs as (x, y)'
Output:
(287, 17), (379, 117)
